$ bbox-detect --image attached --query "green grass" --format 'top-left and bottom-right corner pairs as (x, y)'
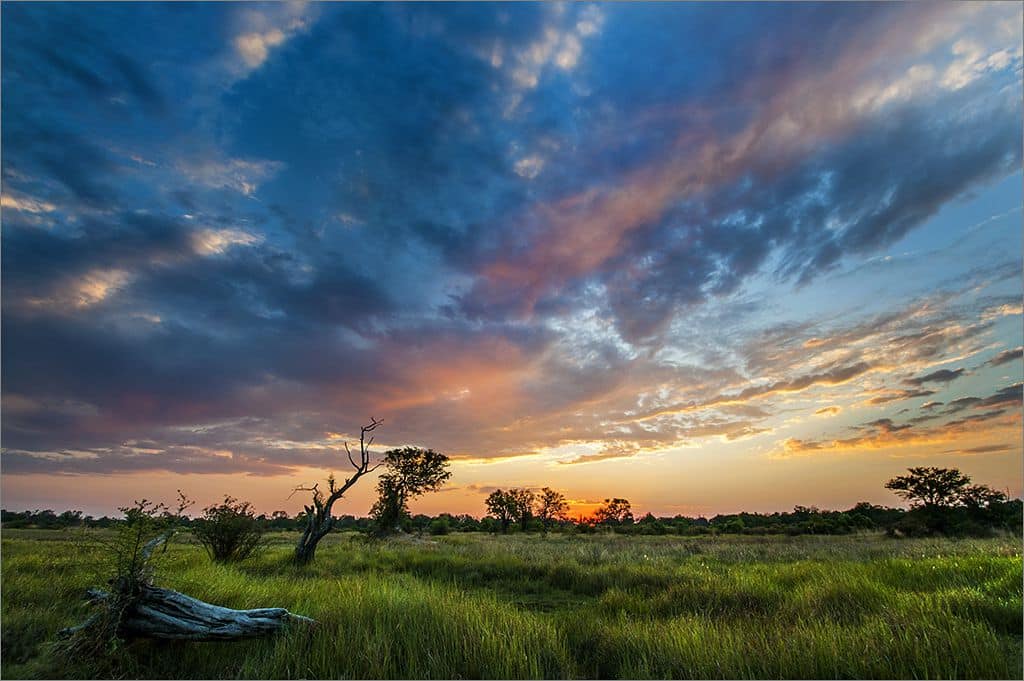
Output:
(2, 530), (1020, 678)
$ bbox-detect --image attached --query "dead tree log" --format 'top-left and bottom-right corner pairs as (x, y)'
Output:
(59, 527), (315, 643)
(60, 585), (315, 641)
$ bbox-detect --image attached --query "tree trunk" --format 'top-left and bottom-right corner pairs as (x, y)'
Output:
(294, 538), (318, 564)
(61, 585), (315, 642)
(294, 515), (330, 564)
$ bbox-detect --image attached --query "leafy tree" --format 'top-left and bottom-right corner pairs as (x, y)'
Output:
(485, 489), (536, 532)
(191, 496), (265, 563)
(959, 484), (1012, 530)
(885, 467), (971, 509)
(485, 490), (513, 533)
(370, 447), (451, 535)
(593, 498), (633, 526)
(960, 484), (1008, 509)
(535, 487), (569, 533)
(886, 467), (1010, 536)
(509, 488), (536, 531)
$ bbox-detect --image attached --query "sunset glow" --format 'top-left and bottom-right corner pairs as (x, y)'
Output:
(2, 2), (1021, 518)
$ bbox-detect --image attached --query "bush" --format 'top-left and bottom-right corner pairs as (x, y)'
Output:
(428, 518), (451, 535)
(191, 497), (264, 563)
(887, 512), (935, 538)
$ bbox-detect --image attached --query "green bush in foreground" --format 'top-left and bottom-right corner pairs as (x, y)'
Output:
(191, 497), (265, 564)
(2, 531), (1020, 679)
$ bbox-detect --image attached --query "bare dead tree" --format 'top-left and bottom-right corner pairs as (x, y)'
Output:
(292, 417), (383, 564)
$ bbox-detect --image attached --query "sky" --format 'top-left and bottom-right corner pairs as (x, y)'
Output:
(1, 1), (1022, 519)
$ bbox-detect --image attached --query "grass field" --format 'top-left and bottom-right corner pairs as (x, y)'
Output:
(2, 529), (1021, 679)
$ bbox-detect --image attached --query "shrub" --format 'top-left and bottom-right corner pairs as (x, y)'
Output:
(191, 496), (264, 563)
(428, 518), (451, 535)
(886, 512), (935, 538)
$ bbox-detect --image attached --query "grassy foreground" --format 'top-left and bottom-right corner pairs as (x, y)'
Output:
(2, 530), (1021, 679)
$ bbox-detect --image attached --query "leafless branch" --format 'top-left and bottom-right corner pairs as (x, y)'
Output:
(292, 417), (384, 563)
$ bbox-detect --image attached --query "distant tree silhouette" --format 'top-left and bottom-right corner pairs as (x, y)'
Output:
(370, 447), (451, 535)
(485, 490), (516, 533)
(959, 484), (1009, 508)
(885, 467), (971, 509)
(594, 498), (633, 526)
(885, 466), (1010, 536)
(535, 487), (569, 533)
(484, 488), (535, 532)
(509, 488), (536, 531)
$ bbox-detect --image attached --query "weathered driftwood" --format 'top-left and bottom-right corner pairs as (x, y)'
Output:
(59, 531), (315, 642)
(60, 585), (316, 641)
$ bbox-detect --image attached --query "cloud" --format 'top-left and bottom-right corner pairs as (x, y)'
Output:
(229, 2), (316, 73)
(865, 388), (936, 405)
(941, 384), (1022, 414)
(942, 443), (1015, 455)
(986, 346), (1023, 367)
(175, 157), (284, 197)
(862, 418), (913, 434)
(1, 193), (57, 214)
(905, 367), (966, 385)
(1, 445), (298, 477)
(780, 383), (1023, 457)
(235, 29), (287, 69)
(502, 5), (604, 94)
(778, 408), (1020, 457)
(454, 3), (1022, 341)
(190, 228), (264, 256)
(634, 362), (873, 421)
(977, 382), (1023, 410)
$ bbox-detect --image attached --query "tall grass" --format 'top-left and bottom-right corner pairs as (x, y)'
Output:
(2, 530), (1020, 679)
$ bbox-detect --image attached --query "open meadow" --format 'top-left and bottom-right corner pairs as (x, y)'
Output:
(2, 529), (1021, 679)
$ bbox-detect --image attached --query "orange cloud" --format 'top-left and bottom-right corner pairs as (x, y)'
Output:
(633, 362), (873, 421)
(776, 409), (1021, 458)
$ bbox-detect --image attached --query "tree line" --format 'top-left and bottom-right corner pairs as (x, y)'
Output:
(2, 418), (1018, 564)
(6, 466), (1018, 541)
